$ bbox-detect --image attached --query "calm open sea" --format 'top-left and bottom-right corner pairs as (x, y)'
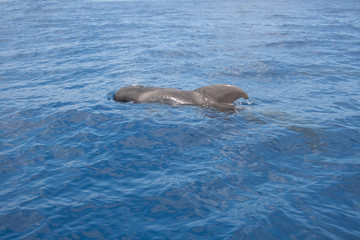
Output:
(1, 0), (360, 239)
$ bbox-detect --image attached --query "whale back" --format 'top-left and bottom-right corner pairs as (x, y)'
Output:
(194, 84), (249, 104)
(114, 85), (194, 104)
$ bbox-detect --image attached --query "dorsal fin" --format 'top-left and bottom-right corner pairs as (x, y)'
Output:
(194, 84), (249, 104)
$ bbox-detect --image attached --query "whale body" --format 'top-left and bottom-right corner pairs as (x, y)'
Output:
(114, 84), (249, 110)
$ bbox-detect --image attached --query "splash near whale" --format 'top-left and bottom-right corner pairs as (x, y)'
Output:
(114, 84), (249, 110)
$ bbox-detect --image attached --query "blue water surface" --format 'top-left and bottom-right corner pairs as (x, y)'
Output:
(1, 0), (360, 239)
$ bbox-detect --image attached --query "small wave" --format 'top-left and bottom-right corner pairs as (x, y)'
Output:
(235, 99), (254, 106)
(106, 91), (116, 101)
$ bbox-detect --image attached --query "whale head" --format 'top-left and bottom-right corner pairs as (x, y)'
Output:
(114, 85), (153, 103)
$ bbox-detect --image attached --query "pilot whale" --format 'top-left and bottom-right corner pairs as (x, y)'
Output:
(114, 84), (249, 110)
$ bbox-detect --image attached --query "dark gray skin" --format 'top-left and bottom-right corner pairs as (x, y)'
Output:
(114, 84), (249, 110)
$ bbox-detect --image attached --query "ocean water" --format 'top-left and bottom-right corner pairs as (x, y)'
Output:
(1, 0), (360, 239)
